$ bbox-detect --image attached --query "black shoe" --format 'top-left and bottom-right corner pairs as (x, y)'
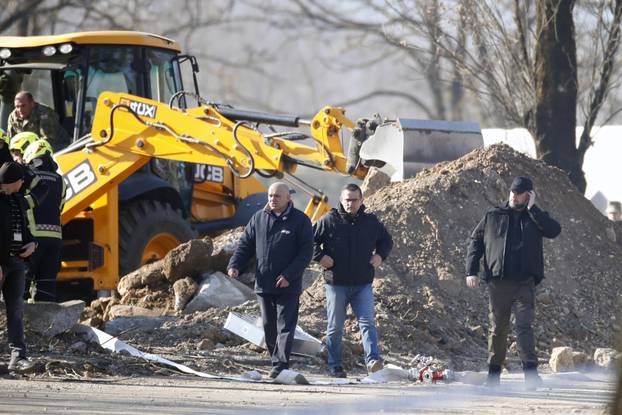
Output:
(269, 366), (284, 379)
(329, 366), (347, 378)
(7, 356), (35, 373)
(484, 364), (501, 387)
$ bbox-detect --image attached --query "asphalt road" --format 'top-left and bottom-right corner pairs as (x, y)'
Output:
(0, 371), (615, 415)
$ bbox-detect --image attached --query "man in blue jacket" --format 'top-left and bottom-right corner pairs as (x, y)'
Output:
(313, 183), (393, 378)
(228, 182), (313, 379)
(466, 176), (561, 390)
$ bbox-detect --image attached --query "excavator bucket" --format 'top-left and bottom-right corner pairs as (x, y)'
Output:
(358, 119), (483, 181)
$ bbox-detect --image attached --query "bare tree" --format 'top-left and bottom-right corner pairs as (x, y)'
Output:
(238, 0), (622, 193)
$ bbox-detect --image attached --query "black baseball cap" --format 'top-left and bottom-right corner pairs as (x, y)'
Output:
(0, 161), (24, 184)
(510, 176), (533, 193)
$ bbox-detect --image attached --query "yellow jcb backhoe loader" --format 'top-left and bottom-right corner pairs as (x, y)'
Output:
(0, 31), (483, 299)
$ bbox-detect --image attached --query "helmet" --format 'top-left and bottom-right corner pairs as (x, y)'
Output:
(0, 128), (9, 145)
(23, 139), (53, 165)
(10, 132), (39, 154)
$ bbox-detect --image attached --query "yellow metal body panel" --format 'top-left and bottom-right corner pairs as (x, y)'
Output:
(0, 31), (180, 51)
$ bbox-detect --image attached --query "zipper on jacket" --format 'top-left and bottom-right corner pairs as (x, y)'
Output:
(500, 213), (508, 280)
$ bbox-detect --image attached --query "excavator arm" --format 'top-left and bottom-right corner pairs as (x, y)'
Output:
(59, 91), (366, 224)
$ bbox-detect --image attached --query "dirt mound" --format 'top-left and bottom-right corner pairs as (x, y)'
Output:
(327, 143), (621, 369)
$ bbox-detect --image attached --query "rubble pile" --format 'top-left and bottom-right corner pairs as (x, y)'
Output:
(1, 144), (620, 379)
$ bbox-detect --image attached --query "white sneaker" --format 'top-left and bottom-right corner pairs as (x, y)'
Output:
(367, 359), (383, 373)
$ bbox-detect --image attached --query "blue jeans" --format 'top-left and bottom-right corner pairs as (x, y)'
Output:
(325, 283), (380, 369)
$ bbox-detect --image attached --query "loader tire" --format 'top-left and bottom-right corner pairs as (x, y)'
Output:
(119, 200), (196, 277)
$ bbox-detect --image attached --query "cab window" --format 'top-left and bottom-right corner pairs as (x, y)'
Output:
(146, 49), (181, 104)
(83, 46), (139, 133)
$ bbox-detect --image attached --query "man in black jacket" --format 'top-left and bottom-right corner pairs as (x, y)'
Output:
(465, 176), (561, 390)
(228, 182), (313, 379)
(313, 183), (393, 378)
(0, 162), (37, 373)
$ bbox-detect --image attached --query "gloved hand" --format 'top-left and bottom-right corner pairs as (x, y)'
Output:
(527, 190), (536, 210)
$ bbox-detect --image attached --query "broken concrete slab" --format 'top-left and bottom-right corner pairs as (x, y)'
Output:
(24, 300), (85, 337)
(184, 272), (255, 313)
(549, 347), (575, 372)
(104, 316), (176, 336)
(106, 305), (168, 319)
(117, 238), (214, 295)
(224, 312), (323, 357)
(162, 238), (213, 284)
(594, 348), (620, 370)
(117, 261), (166, 296)
(173, 277), (199, 311)
(273, 369), (309, 385)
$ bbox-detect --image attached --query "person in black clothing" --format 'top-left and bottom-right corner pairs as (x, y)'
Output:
(22, 139), (65, 302)
(227, 182), (313, 379)
(465, 176), (561, 390)
(313, 183), (393, 378)
(0, 162), (37, 373)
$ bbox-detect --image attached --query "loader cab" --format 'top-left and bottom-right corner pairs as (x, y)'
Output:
(0, 42), (187, 141)
(0, 35), (198, 214)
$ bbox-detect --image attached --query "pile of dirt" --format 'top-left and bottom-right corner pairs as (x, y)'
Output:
(341, 143), (621, 370)
(2, 143), (620, 379)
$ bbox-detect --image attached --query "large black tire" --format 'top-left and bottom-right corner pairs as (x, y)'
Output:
(119, 200), (196, 277)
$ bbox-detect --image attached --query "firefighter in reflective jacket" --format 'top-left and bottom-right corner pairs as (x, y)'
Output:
(9, 132), (49, 211)
(22, 139), (65, 302)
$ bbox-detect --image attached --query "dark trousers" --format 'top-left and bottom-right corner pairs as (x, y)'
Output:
(487, 278), (538, 368)
(2, 257), (27, 358)
(26, 237), (62, 302)
(257, 293), (300, 369)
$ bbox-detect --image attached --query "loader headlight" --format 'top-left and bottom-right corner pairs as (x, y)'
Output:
(0, 48), (11, 59)
(59, 43), (73, 54)
(42, 46), (57, 57)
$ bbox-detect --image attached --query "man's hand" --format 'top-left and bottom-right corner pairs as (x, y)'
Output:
(319, 255), (334, 269)
(228, 268), (239, 279)
(370, 254), (383, 268)
(466, 275), (479, 288)
(19, 242), (36, 258)
(275, 275), (290, 288)
(527, 190), (536, 210)
(0, 266), (4, 286)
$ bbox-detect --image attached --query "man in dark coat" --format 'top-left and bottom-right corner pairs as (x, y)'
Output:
(313, 183), (393, 378)
(228, 182), (313, 379)
(465, 176), (561, 390)
(0, 162), (37, 373)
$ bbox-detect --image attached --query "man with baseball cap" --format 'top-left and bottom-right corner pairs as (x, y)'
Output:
(0, 161), (37, 373)
(465, 175), (561, 390)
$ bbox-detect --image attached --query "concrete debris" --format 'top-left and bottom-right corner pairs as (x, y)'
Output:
(593, 348), (620, 370)
(24, 300), (85, 337)
(549, 347), (575, 372)
(162, 238), (213, 284)
(173, 277), (199, 311)
(104, 316), (176, 336)
(184, 272), (255, 313)
(224, 312), (323, 357)
(107, 305), (168, 319)
(273, 369), (309, 385)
